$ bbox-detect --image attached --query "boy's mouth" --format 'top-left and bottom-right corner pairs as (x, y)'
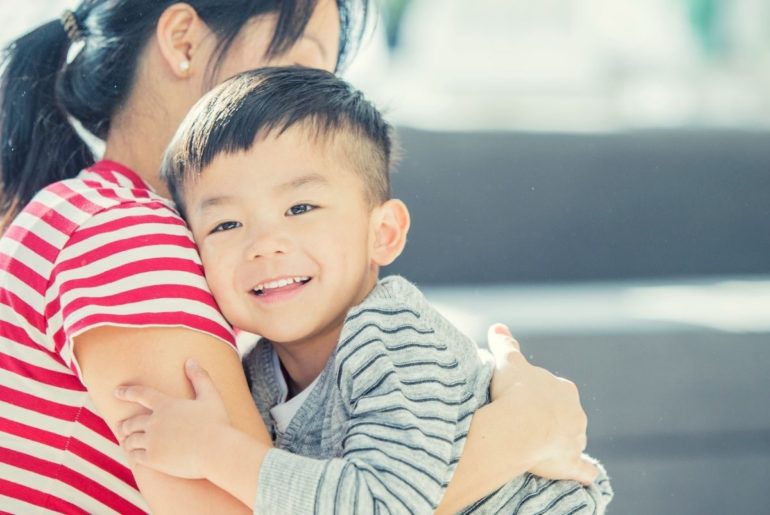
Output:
(251, 276), (312, 296)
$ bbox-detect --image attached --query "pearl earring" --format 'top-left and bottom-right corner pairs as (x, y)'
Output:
(180, 60), (190, 73)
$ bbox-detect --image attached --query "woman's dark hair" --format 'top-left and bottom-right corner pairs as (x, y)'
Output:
(0, 0), (364, 229)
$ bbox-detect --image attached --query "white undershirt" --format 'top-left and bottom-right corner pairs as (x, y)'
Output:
(269, 351), (321, 433)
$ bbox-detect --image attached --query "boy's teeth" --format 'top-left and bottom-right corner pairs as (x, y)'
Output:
(253, 276), (310, 294)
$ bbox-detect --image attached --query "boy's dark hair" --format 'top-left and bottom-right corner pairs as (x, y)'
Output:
(0, 0), (365, 229)
(162, 66), (392, 215)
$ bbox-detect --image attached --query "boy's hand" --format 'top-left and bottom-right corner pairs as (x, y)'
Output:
(114, 358), (231, 479)
(487, 324), (598, 485)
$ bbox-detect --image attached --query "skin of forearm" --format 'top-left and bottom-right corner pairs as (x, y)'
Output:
(202, 424), (271, 508)
(435, 402), (542, 514)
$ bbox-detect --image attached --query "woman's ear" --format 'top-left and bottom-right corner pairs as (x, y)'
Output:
(371, 199), (411, 267)
(155, 4), (210, 79)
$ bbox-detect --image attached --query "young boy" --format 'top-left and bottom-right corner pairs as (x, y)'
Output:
(116, 67), (612, 513)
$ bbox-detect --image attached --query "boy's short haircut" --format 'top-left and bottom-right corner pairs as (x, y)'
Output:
(161, 66), (392, 214)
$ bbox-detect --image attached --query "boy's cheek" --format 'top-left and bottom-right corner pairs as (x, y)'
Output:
(195, 239), (220, 266)
(198, 252), (229, 294)
(201, 256), (226, 286)
(205, 274), (240, 321)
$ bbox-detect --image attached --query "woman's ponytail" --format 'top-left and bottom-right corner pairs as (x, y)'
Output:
(0, 19), (93, 229)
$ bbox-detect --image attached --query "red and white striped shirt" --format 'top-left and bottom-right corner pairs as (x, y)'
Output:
(0, 161), (236, 514)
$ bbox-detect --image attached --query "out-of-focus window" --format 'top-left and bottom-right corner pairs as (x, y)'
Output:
(345, 0), (770, 131)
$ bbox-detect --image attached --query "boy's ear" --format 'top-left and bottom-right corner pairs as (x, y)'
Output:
(155, 4), (209, 79)
(371, 199), (411, 267)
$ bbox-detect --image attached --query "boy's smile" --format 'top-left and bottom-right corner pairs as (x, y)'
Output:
(184, 125), (381, 362)
(250, 275), (311, 300)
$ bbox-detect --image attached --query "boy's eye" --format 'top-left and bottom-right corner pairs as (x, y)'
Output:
(286, 204), (316, 216)
(210, 221), (242, 234)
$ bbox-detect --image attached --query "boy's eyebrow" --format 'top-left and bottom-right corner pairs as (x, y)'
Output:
(276, 173), (330, 193)
(196, 195), (235, 214)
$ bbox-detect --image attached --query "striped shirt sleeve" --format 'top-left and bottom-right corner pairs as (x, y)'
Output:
(48, 200), (236, 376)
(256, 307), (468, 514)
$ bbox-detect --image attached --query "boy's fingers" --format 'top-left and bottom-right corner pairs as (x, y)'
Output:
(117, 414), (151, 438)
(127, 448), (149, 466)
(122, 431), (148, 453)
(185, 358), (217, 400)
(114, 385), (163, 410)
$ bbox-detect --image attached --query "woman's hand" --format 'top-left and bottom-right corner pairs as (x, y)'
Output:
(487, 324), (598, 485)
(114, 358), (231, 479)
(436, 324), (599, 513)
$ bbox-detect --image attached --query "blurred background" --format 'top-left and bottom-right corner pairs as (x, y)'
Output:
(3, 1), (770, 513)
(348, 0), (770, 131)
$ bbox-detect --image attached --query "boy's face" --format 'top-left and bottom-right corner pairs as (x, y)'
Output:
(184, 126), (380, 345)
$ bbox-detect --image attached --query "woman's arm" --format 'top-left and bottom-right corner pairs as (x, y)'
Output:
(74, 325), (271, 515)
(435, 325), (598, 514)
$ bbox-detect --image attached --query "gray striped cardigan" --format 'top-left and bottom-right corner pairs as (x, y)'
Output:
(244, 276), (613, 514)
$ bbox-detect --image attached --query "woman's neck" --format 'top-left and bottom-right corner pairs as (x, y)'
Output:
(101, 57), (191, 198)
(103, 110), (174, 197)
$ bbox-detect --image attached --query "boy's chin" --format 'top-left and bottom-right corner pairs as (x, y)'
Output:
(257, 326), (313, 345)
(258, 318), (346, 348)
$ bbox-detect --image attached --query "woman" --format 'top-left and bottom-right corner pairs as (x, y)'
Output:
(0, 1), (596, 513)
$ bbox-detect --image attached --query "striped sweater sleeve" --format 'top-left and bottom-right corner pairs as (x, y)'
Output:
(50, 201), (236, 374)
(255, 307), (468, 514)
(460, 459), (614, 515)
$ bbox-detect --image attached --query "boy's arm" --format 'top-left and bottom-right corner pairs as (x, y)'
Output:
(118, 324), (462, 513)
(115, 357), (269, 508)
(210, 334), (615, 515)
(77, 326), (268, 514)
(253, 319), (465, 513)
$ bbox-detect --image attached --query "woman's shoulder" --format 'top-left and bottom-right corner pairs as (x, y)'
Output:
(4, 161), (187, 264)
(21, 161), (180, 233)
(70, 160), (177, 214)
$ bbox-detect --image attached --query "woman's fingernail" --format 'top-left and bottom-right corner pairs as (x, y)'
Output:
(493, 324), (510, 336)
(186, 358), (198, 369)
(114, 387), (126, 398)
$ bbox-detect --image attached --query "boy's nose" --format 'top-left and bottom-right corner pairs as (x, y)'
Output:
(245, 228), (292, 259)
